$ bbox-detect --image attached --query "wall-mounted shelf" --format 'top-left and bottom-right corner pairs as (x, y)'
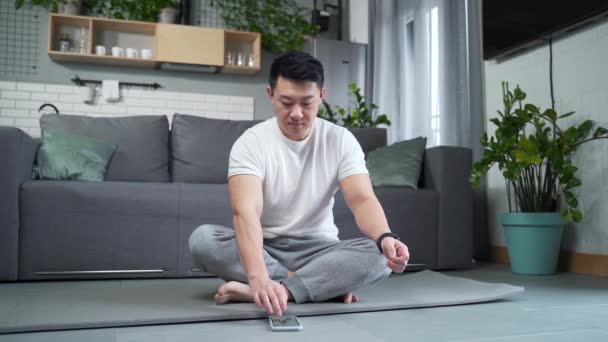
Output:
(48, 14), (261, 74)
(48, 51), (159, 68)
(222, 30), (261, 75)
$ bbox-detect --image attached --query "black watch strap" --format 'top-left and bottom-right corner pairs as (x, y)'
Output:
(376, 232), (400, 253)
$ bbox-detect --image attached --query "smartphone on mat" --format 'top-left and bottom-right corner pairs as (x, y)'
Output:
(268, 315), (303, 331)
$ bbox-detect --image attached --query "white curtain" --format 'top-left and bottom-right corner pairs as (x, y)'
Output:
(369, 0), (484, 149)
(368, 0), (489, 259)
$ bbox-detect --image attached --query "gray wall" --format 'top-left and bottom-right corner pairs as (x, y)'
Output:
(0, 2), (350, 121)
(0, 6), (275, 119)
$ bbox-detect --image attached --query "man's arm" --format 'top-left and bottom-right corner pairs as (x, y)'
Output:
(339, 174), (390, 240)
(229, 175), (267, 281)
(339, 174), (410, 272)
(228, 174), (288, 315)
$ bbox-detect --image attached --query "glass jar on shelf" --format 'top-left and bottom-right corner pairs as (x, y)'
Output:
(226, 50), (234, 65)
(236, 52), (244, 66)
(78, 27), (89, 54)
(57, 33), (71, 52)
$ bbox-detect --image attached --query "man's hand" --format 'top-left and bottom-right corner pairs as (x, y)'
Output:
(248, 276), (288, 317)
(381, 238), (410, 273)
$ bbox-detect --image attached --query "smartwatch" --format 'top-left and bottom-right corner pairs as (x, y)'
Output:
(376, 232), (400, 253)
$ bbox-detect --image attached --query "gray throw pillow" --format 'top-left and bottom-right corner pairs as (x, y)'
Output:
(39, 113), (170, 182)
(171, 114), (262, 183)
(367, 137), (427, 188)
(33, 129), (116, 181)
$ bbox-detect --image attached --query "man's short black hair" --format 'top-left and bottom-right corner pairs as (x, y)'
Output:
(269, 51), (324, 91)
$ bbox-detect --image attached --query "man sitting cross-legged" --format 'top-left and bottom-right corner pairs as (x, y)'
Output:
(189, 51), (410, 317)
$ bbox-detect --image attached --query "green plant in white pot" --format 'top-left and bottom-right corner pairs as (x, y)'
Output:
(469, 82), (608, 275)
(15, 0), (83, 14)
(87, 0), (178, 22)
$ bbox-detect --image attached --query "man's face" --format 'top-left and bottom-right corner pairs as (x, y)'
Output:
(267, 76), (326, 141)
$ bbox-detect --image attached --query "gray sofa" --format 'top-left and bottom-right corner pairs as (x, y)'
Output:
(0, 114), (473, 282)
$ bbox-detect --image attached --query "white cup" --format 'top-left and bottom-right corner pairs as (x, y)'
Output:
(111, 46), (124, 57)
(141, 48), (153, 59)
(95, 45), (106, 55)
(79, 85), (95, 103)
(126, 48), (138, 58)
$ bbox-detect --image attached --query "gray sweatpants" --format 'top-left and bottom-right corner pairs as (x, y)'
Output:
(189, 224), (392, 303)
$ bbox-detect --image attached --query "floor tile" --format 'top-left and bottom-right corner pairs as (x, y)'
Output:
(0, 328), (117, 342)
(117, 316), (385, 342)
(447, 328), (608, 342)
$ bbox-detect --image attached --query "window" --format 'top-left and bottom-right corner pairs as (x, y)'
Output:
(429, 6), (440, 146)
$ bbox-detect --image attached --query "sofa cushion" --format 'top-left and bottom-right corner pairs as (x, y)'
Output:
(33, 129), (116, 181)
(171, 114), (262, 183)
(40, 113), (170, 182)
(366, 136), (427, 189)
(334, 187), (438, 268)
(19, 180), (180, 280)
(177, 183), (232, 277)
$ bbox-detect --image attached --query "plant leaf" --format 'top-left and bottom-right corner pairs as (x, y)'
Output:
(558, 111), (575, 119)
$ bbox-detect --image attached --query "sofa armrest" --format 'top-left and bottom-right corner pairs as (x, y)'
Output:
(421, 146), (473, 269)
(0, 127), (38, 281)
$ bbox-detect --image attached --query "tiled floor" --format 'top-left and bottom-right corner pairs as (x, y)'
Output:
(1, 262), (608, 342)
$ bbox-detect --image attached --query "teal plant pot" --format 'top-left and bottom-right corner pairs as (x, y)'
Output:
(499, 212), (567, 275)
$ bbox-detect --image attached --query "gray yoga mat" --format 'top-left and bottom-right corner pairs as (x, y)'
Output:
(0, 270), (524, 334)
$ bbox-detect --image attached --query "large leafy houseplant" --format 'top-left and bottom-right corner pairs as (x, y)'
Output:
(318, 83), (391, 128)
(209, 0), (320, 53)
(469, 82), (608, 223)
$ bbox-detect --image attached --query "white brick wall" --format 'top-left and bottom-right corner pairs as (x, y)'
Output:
(0, 81), (255, 137)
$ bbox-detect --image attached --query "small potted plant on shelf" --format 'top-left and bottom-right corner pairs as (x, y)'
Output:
(90, 0), (178, 22)
(318, 82), (391, 154)
(158, 0), (179, 23)
(15, 0), (82, 15)
(469, 82), (608, 275)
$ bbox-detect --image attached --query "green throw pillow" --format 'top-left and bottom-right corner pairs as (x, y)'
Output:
(33, 130), (117, 181)
(367, 137), (427, 188)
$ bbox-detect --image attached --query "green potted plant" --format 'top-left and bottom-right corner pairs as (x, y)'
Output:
(15, 0), (83, 14)
(469, 82), (608, 275)
(89, 0), (178, 22)
(209, 0), (320, 53)
(318, 82), (392, 154)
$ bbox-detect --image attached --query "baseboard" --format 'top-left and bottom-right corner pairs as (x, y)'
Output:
(491, 246), (608, 276)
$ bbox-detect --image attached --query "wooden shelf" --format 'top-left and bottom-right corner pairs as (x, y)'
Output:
(48, 14), (92, 53)
(48, 51), (157, 68)
(92, 17), (156, 34)
(222, 30), (261, 73)
(156, 24), (223, 66)
(221, 65), (260, 75)
(48, 14), (261, 74)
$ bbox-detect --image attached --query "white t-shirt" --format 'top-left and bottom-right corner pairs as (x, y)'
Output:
(228, 117), (368, 240)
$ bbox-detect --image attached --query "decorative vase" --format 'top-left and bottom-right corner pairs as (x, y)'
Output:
(499, 212), (566, 275)
(59, 0), (81, 15)
(159, 7), (178, 23)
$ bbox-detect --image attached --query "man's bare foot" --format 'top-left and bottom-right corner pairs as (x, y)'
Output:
(344, 292), (359, 303)
(213, 280), (357, 305)
(214, 281), (254, 304)
(336, 292), (359, 304)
